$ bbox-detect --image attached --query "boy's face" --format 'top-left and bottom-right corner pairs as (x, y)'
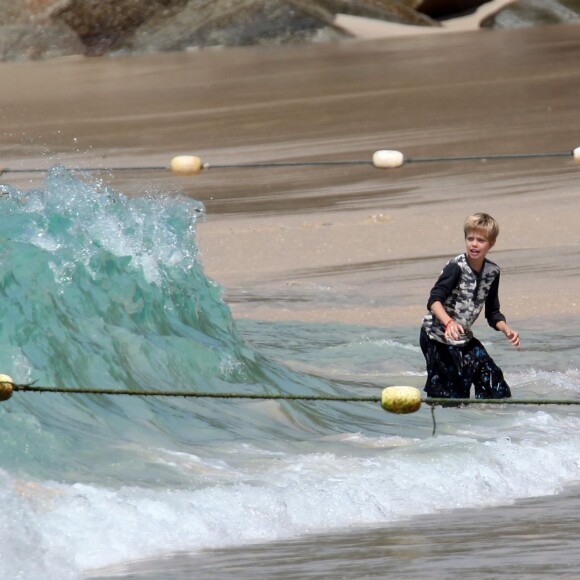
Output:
(465, 228), (494, 266)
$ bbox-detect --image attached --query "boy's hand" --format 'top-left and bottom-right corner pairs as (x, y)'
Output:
(504, 326), (520, 350)
(444, 320), (465, 342)
(496, 321), (520, 350)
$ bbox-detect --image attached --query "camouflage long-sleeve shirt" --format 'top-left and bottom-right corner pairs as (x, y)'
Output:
(421, 253), (506, 345)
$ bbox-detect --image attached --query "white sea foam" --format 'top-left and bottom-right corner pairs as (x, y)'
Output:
(3, 404), (580, 578)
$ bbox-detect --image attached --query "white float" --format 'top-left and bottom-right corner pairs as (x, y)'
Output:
(372, 150), (405, 169)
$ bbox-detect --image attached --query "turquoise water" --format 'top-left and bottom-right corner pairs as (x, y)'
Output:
(1, 169), (579, 578)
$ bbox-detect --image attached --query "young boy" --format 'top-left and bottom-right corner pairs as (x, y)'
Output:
(420, 213), (520, 399)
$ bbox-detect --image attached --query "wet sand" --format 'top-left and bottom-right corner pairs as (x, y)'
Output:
(4, 22), (578, 329)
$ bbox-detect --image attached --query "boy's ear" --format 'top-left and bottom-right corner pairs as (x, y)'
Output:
(489, 239), (496, 249)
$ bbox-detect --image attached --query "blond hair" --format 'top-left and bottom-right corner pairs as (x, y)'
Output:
(463, 213), (499, 243)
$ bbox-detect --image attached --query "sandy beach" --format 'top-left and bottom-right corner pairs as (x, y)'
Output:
(1, 17), (579, 333)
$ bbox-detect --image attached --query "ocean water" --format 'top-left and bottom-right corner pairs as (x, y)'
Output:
(0, 169), (579, 579)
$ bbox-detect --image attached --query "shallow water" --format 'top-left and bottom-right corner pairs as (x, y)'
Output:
(84, 317), (580, 579)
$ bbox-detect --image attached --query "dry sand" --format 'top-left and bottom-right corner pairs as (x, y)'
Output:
(0, 19), (579, 330)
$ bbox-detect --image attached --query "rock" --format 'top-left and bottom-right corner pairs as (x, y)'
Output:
(312, 0), (438, 26)
(52, 0), (175, 55)
(3, 0), (575, 62)
(0, 23), (84, 61)
(110, 0), (349, 55)
(0, 0), (81, 60)
(481, 0), (580, 28)
(43, 0), (352, 56)
(0, 0), (69, 24)
(0, 0), (444, 60)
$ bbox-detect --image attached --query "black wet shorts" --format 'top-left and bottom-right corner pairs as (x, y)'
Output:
(420, 327), (511, 399)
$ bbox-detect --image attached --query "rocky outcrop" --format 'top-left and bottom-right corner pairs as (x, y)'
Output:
(0, 0), (327, 59)
(0, 0), (444, 60)
(53, 0), (178, 55)
(0, 0), (577, 61)
(92, 0), (348, 56)
(481, 0), (580, 28)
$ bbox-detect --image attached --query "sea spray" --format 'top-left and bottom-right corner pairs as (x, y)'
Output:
(0, 168), (342, 484)
(0, 168), (309, 575)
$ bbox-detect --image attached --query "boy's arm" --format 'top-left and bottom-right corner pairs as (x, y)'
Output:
(484, 275), (506, 328)
(485, 274), (520, 350)
(427, 262), (464, 341)
(430, 300), (455, 328)
(427, 262), (461, 310)
(496, 320), (521, 350)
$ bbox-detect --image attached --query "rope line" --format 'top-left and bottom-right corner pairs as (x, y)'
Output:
(0, 166), (170, 174)
(406, 151), (572, 163)
(8, 383), (580, 407)
(12, 383), (379, 402)
(0, 149), (576, 175)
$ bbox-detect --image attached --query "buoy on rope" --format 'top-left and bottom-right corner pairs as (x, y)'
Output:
(381, 386), (422, 414)
(573, 147), (580, 163)
(170, 155), (205, 176)
(372, 150), (405, 169)
(0, 374), (14, 402)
